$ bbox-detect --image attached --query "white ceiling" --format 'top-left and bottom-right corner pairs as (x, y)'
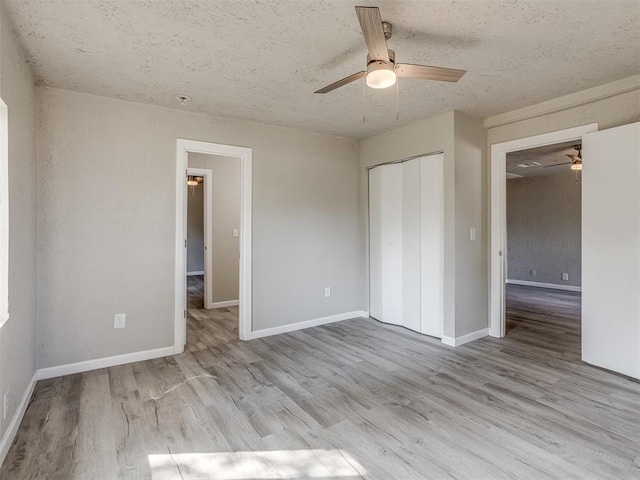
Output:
(4, 0), (640, 139)
(506, 140), (580, 178)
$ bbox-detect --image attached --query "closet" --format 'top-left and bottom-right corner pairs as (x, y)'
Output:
(369, 153), (444, 338)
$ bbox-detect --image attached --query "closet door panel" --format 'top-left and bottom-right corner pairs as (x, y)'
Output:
(402, 158), (421, 332)
(368, 167), (383, 321)
(420, 153), (444, 338)
(380, 164), (404, 326)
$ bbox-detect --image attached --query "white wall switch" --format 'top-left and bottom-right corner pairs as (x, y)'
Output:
(470, 228), (477, 241)
(324, 287), (331, 298)
(3, 390), (9, 420)
(562, 273), (569, 281)
(114, 313), (126, 329)
(232, 229), (239, 238)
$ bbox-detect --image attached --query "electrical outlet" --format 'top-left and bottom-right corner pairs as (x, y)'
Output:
(562, 273), (569, 281)
(324, 287), (331, 298)
(3, 390), (9, 420)
(114, 313), (126, 329)
(530, 269), (537, 276)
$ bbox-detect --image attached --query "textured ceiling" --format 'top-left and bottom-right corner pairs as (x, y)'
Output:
(507, 140), (580, 178)
(4, 0), (640, 139)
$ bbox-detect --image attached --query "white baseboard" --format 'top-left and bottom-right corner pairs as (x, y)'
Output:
(442, 328), (489, 347)
(37, 346), (176, 380)
(245, 310), (369, 340)
(208, 300), (239, 309)
(506, 279), (582, 292)
(186, 271), (204, 276)
(0, 371), (37, 467)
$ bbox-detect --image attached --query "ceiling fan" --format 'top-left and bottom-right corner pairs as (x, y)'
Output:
(315, 6), (466, 94)
(187, 175), (203, 186)
(544, 145), (582, 171)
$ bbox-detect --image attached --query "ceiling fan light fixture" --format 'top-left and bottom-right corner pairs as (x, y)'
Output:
(366, 61), (396, 89)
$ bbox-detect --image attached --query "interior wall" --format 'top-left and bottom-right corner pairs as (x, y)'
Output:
(507, 169), (582, 287)
(487, 88), (640, 146)
(188, 153), (241, 303)
(453, 111), (488, 337)
(360, 111), (488, 340)
(36, 87), (361, 368)
(0, 5), (37, 447)
(360, 111), (457, 337)
(186, 183), (204, 273)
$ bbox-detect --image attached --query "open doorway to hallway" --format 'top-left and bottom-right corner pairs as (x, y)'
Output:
(175, 139), (252, 352)
(504, 141), (582, 351)
(185, 153), (241, 351)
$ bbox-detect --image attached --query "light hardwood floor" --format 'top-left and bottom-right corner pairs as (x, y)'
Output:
(1, 281), (638, 479)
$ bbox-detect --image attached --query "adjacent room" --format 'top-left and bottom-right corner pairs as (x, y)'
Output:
(504, 142), (582, 352)
(0, 1), (639, 479)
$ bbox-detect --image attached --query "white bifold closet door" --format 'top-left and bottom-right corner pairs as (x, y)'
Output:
(369, 153), (444, 338)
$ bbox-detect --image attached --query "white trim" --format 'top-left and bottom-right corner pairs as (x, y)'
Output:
(506, 279), (582, 292)
(441, 328), (490, 347)
(244, 310), (369, 340)
(0, 372), (37, 467)
(37, 346), (175, 381)
(176, 139), (252, 349)
(209, 300), (239, 309)
(187, 167), (213, 309)
(0, 99), (8, 329)
(484, 75), (640, 128)
(489, 124), (597, 338)
(186, 271), (204, 276)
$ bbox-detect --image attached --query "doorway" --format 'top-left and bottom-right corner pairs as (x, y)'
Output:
(175, 139), (252, 353)
(186, 167), (212, 308)
(489, 124), (597, 337)
(503, 141), (583, 344)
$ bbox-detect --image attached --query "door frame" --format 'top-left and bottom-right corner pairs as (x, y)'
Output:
(175, 139), (252, 353)
(186, 167), (213, 309)
(488, 123), (597, 338)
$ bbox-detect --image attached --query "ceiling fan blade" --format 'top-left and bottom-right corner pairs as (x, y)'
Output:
(314, 71), (366, 94)
(355, 6), (390, 63)
(395, 63), (466, 82)
(543, 162), (572, 168)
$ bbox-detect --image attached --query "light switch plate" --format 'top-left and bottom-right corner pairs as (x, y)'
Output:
(232, 229), (239, 238)
(562, 273), (569, 281)
(470, 228), (477, 241)
(324, 287), (331, 298)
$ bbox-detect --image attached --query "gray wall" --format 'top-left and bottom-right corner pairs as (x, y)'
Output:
(360, 111), (488, 339)
(453, 112), (488, 337)
(189, 153), (241, 303)
(487, 89), (640, 146)
(507, 169), (582, 287)
(0, 5), (37, 445)
(36, 86), (361, 368)
(186, 183), (204, 273)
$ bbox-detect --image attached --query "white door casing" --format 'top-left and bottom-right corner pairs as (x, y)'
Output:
(488, 124), (598, 338)
(176, 139), (252, 352)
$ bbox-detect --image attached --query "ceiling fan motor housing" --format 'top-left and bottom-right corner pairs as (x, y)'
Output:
(367, 49), (395, 69)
